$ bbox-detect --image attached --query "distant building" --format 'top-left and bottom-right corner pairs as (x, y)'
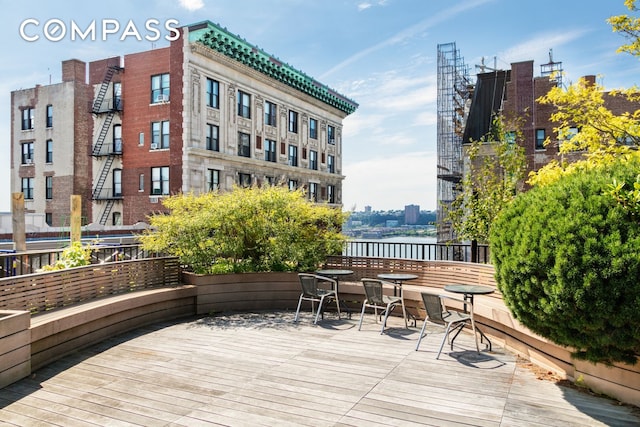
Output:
(404, 204), (420, 225)
(11, 21), (358, 227)
(437, 48), (640, 242)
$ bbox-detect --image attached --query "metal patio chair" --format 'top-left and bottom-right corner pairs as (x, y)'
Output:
(294, 273), (340, 324)
(358, 278), (408, 334)
(415, 292), (479, 358)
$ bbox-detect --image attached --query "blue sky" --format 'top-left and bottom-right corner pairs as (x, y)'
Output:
(1, 0), (638, 213)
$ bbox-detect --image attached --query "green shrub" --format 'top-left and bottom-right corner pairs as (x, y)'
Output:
(139, 186), (347, 274)
(490, 158), (640, 365)
(42, 241), (93, 271)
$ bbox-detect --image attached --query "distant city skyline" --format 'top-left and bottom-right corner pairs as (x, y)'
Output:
(1, 1), (639, 213)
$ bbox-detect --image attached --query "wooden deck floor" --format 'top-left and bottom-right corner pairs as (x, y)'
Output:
(1, 311), (638, 426)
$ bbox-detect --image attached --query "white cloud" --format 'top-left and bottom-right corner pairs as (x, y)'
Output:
(322, 0), (496, 78)
(342, 151), (438, 211)
(498, 29), (588, 64)
(358, 2), (372, 11)
(178, 0), (205, 11)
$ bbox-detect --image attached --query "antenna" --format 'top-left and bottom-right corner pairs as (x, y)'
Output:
(541, 48), (563, 87)
(475, 56), (498, 73)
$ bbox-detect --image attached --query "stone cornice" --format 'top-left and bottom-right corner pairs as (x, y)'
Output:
(187, 21), (358, 116)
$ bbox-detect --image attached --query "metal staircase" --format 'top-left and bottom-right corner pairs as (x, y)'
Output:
(92, 66), (122, 113)
(92, 155), (115, 199)
(98, 200), (116, 226)
(92, 112), (115, 156)
(91, 64), (123, 225)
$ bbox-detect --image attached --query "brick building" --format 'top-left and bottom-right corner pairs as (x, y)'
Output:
(11, 21), (358, 227)
(462, 59), (640, 185)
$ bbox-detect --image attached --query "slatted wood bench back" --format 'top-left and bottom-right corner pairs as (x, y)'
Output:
(0, 257), (181, 314)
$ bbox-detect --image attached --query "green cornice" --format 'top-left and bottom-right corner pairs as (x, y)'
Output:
(187, 21), (358, 116)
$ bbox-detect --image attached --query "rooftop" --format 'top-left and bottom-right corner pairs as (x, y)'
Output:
(187, 21), (359, 116)
(2, 311), (638, 425)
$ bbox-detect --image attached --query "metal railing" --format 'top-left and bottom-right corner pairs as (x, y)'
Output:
(342, 240), (490, 263)
(0, 244), (152, 278)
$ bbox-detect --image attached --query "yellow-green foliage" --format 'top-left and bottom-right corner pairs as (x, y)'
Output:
(139, 186), (347, 274)
(608, 0), (640, 56)
(529, 76), (640, 187)
(42, 241), (93, 271)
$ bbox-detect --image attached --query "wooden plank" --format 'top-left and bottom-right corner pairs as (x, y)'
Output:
(2, 312), (638, 426)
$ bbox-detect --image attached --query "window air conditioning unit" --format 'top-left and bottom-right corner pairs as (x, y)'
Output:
(329, 139), (335, 144)
(25, 158), (33, 164)
(150, 143), (158, 150)
(150, 196), (159, 204)
(156, 94), (169, 103)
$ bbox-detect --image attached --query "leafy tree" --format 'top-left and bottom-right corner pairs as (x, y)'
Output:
(490, 158), (640, 365)
(139, 185), (347, 274)
(608, 0), (640, 56)
(444, 116), (526, 243)
(529, 76), (640, 186)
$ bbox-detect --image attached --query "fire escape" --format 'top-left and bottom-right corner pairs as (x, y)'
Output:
(91, 65), (123, 225)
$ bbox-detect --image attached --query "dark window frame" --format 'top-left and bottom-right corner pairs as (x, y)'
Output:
(206, 78), (219, 108)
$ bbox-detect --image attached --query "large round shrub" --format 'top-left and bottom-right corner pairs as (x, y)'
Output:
(490, 159), (640, 365)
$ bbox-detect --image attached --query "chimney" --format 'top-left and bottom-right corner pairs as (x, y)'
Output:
(62, 59), (86, 83)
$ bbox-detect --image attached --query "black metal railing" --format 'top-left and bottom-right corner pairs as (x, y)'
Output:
(342, 240), (490, 263)
(0, 244), (152, 278)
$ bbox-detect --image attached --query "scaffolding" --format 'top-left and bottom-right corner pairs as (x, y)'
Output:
(436, 42), (471, 243)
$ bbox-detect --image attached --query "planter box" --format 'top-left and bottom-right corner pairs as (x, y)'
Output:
(182, 271), (301, 315)
(0, 310), (31, 389)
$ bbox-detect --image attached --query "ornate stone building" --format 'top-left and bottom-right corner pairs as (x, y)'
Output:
(11, 20), (358, 227)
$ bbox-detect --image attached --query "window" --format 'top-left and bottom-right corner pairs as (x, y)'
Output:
(139, 174), (144, 192)
(113, 82), (122, 110)
(288, 144), (298, 166)
(46, 139), (53, 163)
(206, 124), (219, 151)
(21, 177), (34, 200)
(112, 212), (122, 226)
(327, 125), (336, 145)
(151, 166), (169, 195)
(288, 179), (297, 190)
(327, 185), (335, 204)
(113, 169), (122, 197)
(22, 107), (35, 130)
(535, 129), (546, 150)
(505, 131), (516, 144)
(151, 73), (170, 103)
(113, 124), (122, 153)
(308, 182), (318, 202)
(309, 150), (318, 170)
(265, 176), (275, 186)
(288, 110), (298, 133)
(45, 176), (53, 200)
(237, 90), (251, 118)
(327, 155), (335, 174)
(309, 118), (317, 139)
(207, 169), (220, 191)
(206, 78), (219, 108)
(21, 142), (34, 164)
(151, 120), (169, 149)
(265, 139), (276, 162)
(264, 101), (277, 126)
(139, 132), (144, 146)
(238, 132), (251, 157)
(45, 213), (52, 226)
(238, 172), (252, 187)
(46, 105), (53, 128)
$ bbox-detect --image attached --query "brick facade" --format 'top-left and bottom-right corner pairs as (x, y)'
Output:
(11, 21), (356, 228)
